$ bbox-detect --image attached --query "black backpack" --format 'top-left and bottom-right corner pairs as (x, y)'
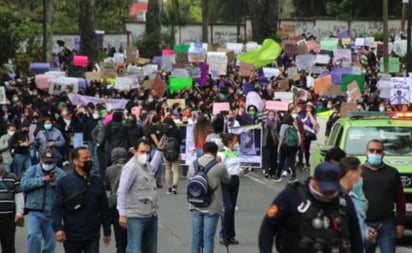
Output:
(187, 159), (218, 207)
(163, 137), (180, 161)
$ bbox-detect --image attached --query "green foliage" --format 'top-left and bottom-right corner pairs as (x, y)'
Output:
(325, 0), (352, 20)
(136, 32), (174, 58)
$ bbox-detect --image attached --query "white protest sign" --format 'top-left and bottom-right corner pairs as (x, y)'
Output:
(312, 66), (328, 74)
(113, 53), (125, 64)
(316, 54), (331, 65)
(207, 52), (228, 78)
(246, 42), (259, 51)
(390, 77), (409, 104)
(127, 65), (139, 74)
(355, 38), (365, 47)
(226, 43), (243, 54)
(287, 67), (298, 76)
(306, 76), (315, 89)
(114, 77), (133, 91)
(365, 37), (375, 46)
(352, 66), (362, 75)
(189, 42), (208, 62)
(262, 68), (281, 78)
(143, 64), (158, 76)
(377, 74), (392, 99)
(48, 77), (79, 96)
(171, 68), (190, 78)
(187, 67), (201, 78)
(161, 55), (175, 72)
(333, 49), (352, 64)
(44, 71), (66, 78)
(393, 40), (407, 57)
(274, 92), (294, 102)
(296, 55), (316, 71)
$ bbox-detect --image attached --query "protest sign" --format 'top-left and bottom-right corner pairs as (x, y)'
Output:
(314, 75), (332, 94)
(262, 68), (281, 78)
(189, 42), (207, 62)
(72, 95), (128, 109)
(114, 77), (132, 91)
(333, 49), (351, 65)
(113, 53), (125, 64)
(73, 56), (88, 67)
(169, 77), (193, 94)
(126, 46), (138, 63)
(246, 42), (259, 52)
(187, 67), (201, 79)
(161, 50), (175, 72)
(274, 92), (294, 102)
(316, 54), (331, 65)
(101, 68), (117, 79)
(340, 103), (358, 118)
(341, 74), (365, 92)
(283, 41), (298, 57)
(324, 85), (346, 97)
(173, 44), (190, 53)
(306, 76), (315, 89)
(393, 40), (407, 57)
(167, 99), (186, 110)
(320, 39), (338, 51)
(0, 87), (7, 104)
(30, 63), (50, 75)
(171, 68), (190, 78)
(217, 48), (236, 62)
(265, 101), (289, 111)
(347, 81), (362, 101)
(297, 43), (309, 55)
(49, 77), (79, 96)
(174, 52), (189, 67)
(239, 62), (254, 77)
(143, 64), (158, 76)
(365, 37), (375, 46)
(355, 38), (365, 47)
(390, 77), (409, 104)
(341, 38), (351, 46)
(377, 75), (392, 99)
(331, 67), (352, 84)
(152, 74), (167, 96)
(127, 65), (139, 74)
(84, 72), (101, 81)
(212, 102), (230, 115)
(296, 55), (316, 71)
(291, 73), (301, 81)
(306, 40), (321, 53)
(35, 74), (54, 89)
(291, 86), (308, 101)
(312, 66), (328, 74)
(226, 43), (243, 54)
(208, 52), (228, 76)
(279, 80), (290, 91)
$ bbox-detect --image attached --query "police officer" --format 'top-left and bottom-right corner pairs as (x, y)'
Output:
(258, 162), (363, 253)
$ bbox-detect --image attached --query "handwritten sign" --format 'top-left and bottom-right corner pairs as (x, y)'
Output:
(347, 81), (362, 101)
(126, 46), (138, 63)
(316, 54), (331, 65)
(84, 72), (101, 81)
(333, 49), (352, 64)
(239, 62), (254, 77)
(114, 77), (132, 91)
(226, 43), (244, 54)
(175, 52), (189, 67)
(296, 55), (316, 71)
(265, 101), (289, 111)
(341, 103), (358, 118)
(212, 102), (230, 115)
(324, 85), (346, 97)
(274, 92), (294, 102)
(314, 75), (332, 94)
(171, 68), (190, 78)
(208, 52), (228, 76)
(167, 99), (186, 109)
(262, 68), (281, 78)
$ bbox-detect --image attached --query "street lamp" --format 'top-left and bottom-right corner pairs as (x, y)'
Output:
(43, 0), (47, 62)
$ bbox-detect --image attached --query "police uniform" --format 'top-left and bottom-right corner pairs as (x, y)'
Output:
(258, 162), (363, 253)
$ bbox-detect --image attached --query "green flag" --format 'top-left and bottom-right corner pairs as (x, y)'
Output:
(169, 77), (193, 94)
(237, 39), (282, 68)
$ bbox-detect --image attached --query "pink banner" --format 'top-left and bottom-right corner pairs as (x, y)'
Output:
(162, 49), (174, 56)
(265, 101), (289, 111)
(73, 55), (89, 67)
(212, 102), (230, 115)
(35, 74), (54, 89)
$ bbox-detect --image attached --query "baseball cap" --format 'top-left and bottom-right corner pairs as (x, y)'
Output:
(41, 149), (55, 164)
(314, 162), (341, 191)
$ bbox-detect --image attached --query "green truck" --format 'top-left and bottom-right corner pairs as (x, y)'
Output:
(311, 112), (412, 228)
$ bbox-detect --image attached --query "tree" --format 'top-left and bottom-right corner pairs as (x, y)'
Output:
(247, 0), (279, 43)
(201, 0), (208, 43)
(79, 0), (98, 60)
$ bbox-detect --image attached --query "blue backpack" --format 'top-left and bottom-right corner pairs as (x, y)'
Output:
(187, 159), (218, 207)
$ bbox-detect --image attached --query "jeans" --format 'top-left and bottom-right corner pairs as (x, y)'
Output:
(12, 153), (32, 179)
(365, 218), (397, 253)
(87, 141), (99, 174)
(27, 211), (56, 253)
(63, 240), (99, 253)
(151, 146), (162, 181)
(191, 210), (219, 253)
(126, 216), (158, 253)
(0, 217), (16, 253)
(195, 148), (203, 158)
(3, 163), (12, 173)
(220, 175), (240, 240)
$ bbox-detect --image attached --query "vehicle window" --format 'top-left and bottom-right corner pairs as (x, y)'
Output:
(345, 126), (412, 155)
(327, 123), (342, 146)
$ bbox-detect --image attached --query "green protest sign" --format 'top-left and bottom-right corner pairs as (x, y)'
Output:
(173, 44), (190, 53)
(380, 57), (400, 73)
(341, 74), (365, 93)
(320, 39), (338, 51)
(169, 77), (193, 94)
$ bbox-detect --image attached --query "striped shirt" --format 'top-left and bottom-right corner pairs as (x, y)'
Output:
(0, 170), (23, 217)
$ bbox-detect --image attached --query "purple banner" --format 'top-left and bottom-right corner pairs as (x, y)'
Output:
(331, 67), (352, 84)
(195, 63), (209, 86)
(339, 29), (349, 39)
(243, 83), (255, 94)
(72, 95), (128, 109)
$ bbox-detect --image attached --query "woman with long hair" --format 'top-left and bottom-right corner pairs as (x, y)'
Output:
(192, 115), (213, 158)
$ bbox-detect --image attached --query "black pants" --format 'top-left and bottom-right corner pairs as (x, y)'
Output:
(276, 145), (298, 177)
(262, 145), (277, 176)
(0, 218), (16, 253)
(63, 240), (99, 253)
(298, 138), (312, 166)
(112, 208), (127, 253)
(221, 175), (240, 240)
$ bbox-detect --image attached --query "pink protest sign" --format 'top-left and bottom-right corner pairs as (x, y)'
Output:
(73, 55), (89, 67)
(35, 74), (54, 89)
(265, 101), (289, 111)
(212, 102), (230, 115)
(162, 49), (174, 56)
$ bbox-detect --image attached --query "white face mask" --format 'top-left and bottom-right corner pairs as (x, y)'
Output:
(233, 143), (240, 151)
(291, 113), (298, 119)
(379, 107), (385, 112)
(136, 154), (149, 165)
(7, 131), (15, 136)
(92, 113), (99, 119)
(42, 164), (55, 171)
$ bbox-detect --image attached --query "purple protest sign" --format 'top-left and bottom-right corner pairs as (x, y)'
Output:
(74, 37), (80, 51)
(153, 56), (162, 66)
(339, 29), (349, 39)
(258, 68), (267, 83)
(331, 67), (352, 84)
(195, 63), (209, 86)
(243, 83), (255, 94)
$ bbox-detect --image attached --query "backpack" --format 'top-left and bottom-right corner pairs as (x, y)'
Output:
(284, 125), (299, 147)
(163, 137), (180, 161)
(187, 159), (219, 207)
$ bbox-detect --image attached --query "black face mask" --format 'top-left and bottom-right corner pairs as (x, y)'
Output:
(83, 160), (93, 172)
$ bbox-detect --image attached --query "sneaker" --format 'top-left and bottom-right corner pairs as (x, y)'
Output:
(281, 170), (288, 177)
(166, 188), (172, 195)
(172, 186), (177, 195)
(263, 170), (269, 178)
(228, 238), (239, 245)
(289, 176), (298, 182)
(273, 176), (282, 182)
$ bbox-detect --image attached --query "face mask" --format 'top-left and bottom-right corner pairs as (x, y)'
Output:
(367, 153), (383, 166)
(83, 160), (93, 172)
(233, 143), (240, 151)
(62, 111), (69, 116)
(92, 113), (99, 119)
(379, 107), (385, 112)
(327, 104), (332, 109)
(7, 131), (15, 136)
(248, 110), (256, 116)
(267, 115), (275, 121)
(137, 154), (149, 166)
(42, 164), (55, 171)
(291, 113), (298, 119)
(12, 97), (18, 102)
(44, 124), (52, 130)
(309, 183), (339, 202)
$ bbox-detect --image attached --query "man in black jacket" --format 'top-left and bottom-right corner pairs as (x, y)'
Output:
(52, 146), (111, 253)
(258, 162), (363, 253)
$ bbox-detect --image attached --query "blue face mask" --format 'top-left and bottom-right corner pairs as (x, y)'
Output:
(44, 124), (52, 130)
(367, 153), (383, 166)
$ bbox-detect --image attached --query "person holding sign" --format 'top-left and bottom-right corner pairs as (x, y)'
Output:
(262, 111), (279, 178)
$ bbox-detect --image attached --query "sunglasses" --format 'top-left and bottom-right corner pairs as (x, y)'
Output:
(368, 148), (383, 153)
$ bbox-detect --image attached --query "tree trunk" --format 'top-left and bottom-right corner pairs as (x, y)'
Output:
(248, 0), (278, 43)
(79, 0), (98, 60)
(146, 0), (162, 35)
(201, 0), (209, 43)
